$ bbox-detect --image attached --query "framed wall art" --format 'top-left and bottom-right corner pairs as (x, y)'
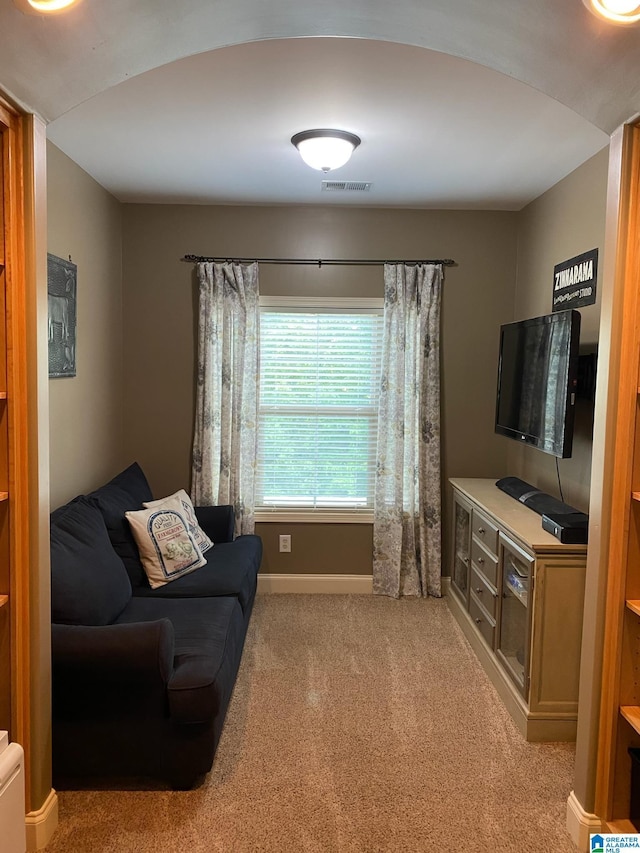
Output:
(47, 253), (77, 378)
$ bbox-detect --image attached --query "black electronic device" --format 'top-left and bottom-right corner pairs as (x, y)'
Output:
(541, 511), (589, 544)
(577, 349), (598, 402)
(496, 476), (577, 517)
(495, 476), (536, 502)
(495, 309), (581, 458)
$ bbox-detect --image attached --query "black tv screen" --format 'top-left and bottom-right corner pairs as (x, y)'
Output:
(495, 309), (581, 458)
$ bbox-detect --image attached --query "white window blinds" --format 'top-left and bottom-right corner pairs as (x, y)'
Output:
(257, 308), (383, 511)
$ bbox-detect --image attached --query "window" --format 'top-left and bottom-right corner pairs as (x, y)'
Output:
(257, 299), (383, 515)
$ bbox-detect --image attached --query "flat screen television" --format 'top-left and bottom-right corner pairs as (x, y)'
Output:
(495, 309), (581, 458)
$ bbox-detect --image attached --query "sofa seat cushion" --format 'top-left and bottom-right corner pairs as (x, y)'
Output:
(50, 497), (132, 626)
(87, 463), (153, 588)
(115, 595), (245, 724)
(131, 534), (262, 613)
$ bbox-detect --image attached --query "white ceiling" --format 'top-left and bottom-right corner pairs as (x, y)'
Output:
(2, 0), (637, 209)
(45, 38), (609, 209)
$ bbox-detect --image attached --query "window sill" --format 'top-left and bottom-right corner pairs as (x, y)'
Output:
(255, 511), (374, 524)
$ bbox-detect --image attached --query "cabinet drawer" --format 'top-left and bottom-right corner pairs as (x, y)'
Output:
(469, 593), (496, 649)
(471, 509), (499, 555)
(471, 538), (499, 588)
(470, 565), (498, 620)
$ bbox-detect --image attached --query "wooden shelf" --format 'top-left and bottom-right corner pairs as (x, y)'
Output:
(0, 492), (8, 502)
(0, 595), (7, 608)
(621, 705), (640, 735)
(632, 491), (640, 502)
(627, 600), (640, 617)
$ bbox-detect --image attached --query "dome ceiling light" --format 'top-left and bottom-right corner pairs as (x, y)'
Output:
(14, 0), (82, 14)
(582, 0), (640, 23)
(291, 129), (361, 173)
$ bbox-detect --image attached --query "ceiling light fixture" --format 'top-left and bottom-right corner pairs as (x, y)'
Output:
(14, 0), (82, 14)
(582, 0), (640, 23)
(291, 129), (361, 173)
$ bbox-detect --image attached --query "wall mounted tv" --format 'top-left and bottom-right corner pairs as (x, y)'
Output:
(495, 309), (581, 458)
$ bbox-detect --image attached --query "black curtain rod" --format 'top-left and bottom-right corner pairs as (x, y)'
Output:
(183, 255), (455, 267)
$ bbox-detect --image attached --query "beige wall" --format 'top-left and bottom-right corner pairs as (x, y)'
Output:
(507, 149), (609, 513)
(46, 146), (608, 570)
(121, 204), (517, 574)
(47, 143), (125, 508)
(43, 143), (611, 830)
(259, 524), (373, 576)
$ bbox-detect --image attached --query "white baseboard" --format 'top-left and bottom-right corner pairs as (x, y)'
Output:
(257, 573), (373, 594)
(25, 788), (58, 851)
(566, 790), (603, 852)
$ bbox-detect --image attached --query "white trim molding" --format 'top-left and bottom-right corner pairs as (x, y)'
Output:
(258, 573), (373, 594)
(255, 511), (373, 524)
(25, 788), (58, 851)
(566, 790), (603, 852)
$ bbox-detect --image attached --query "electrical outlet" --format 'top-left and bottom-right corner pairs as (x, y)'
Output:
(279, 534), (292, 553)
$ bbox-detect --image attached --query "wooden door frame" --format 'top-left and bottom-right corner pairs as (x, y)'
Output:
(593, 120), (640, 823)
(0, 89), (52, 838)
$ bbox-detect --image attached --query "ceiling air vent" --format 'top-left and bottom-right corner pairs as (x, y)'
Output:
(321, 181), (372, 192)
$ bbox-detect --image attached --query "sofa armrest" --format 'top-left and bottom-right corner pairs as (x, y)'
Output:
(194, 505), (235, 543)
(52, 620), (175, 687)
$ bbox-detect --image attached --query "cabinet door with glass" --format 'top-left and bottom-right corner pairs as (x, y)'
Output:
(451, 490), (472, 608)
(496, 534), (534, 698)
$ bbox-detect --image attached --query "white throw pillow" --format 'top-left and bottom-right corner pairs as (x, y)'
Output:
(144, 489), (213, 554)
(126, 496), (206, 589)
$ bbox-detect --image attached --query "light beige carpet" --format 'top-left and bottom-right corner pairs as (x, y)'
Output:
(44, 594), (578, 852)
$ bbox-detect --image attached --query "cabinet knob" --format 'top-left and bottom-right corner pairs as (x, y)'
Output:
(475, 618), (482, 624)
(478, 527), (486, 534)
(477, 557), (484, 564)
(475, 587), (483, 594)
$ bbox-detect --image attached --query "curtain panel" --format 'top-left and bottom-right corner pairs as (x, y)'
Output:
(373, 263), (443, 598)
(191, 261), (259, 535)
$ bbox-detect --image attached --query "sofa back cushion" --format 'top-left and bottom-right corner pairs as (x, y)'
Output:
(104, 462), (154, 503)
(51, 497), (132, 625)
(87, 462), (154, 588)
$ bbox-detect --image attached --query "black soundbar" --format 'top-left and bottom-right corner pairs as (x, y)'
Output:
(496, 476), (571, 516)
(495, 476), (588, 543)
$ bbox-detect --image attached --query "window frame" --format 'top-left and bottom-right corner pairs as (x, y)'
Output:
(255, 296), (383, 524)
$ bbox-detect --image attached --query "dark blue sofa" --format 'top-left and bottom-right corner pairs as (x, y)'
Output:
(50, 463), (262, 789)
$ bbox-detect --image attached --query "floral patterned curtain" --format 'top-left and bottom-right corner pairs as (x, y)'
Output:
(191, 261), (259, 536)
(373, 263), (442, 598)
